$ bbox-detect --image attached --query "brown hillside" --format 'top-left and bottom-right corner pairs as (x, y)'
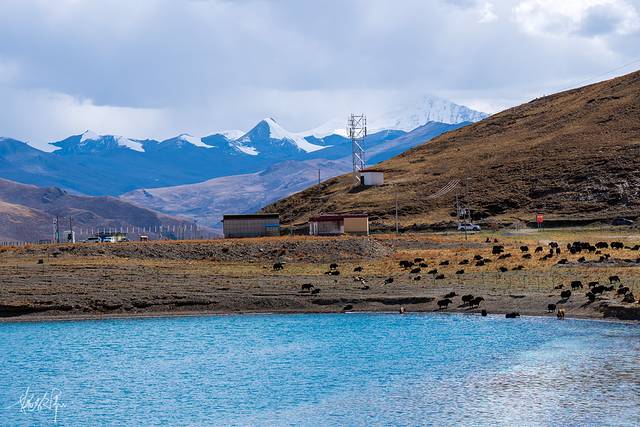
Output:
(264, 70), (640, 228)
(0, 179), (194, 241)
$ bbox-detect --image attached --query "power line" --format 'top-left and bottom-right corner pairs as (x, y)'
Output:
(559, 57), (640, 92)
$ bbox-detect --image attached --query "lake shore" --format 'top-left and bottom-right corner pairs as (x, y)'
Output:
(1, 229), (639, 323)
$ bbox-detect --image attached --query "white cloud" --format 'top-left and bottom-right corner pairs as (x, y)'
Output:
(0, 0), (638, 142)
(514, 0), (640, 37)
(0, 87), (171, 150)
(478, 2), (498, 23)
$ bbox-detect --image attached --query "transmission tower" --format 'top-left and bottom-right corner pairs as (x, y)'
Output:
(347, 114), (367, 186)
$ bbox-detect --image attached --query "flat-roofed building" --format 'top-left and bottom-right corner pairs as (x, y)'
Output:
(223, 214), (280, 238)
(309, 213), (369, 236)
(360, 169), (384, 186)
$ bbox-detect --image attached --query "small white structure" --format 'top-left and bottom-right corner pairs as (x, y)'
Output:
(360, 169), (384, 186)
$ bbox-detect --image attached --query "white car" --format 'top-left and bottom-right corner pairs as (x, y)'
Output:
(458, 223), (481, 232)
(102, 236), (117, 243)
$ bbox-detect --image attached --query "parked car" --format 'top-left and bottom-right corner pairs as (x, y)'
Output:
(102, 236), (117, 243)
(85, 237), (101, 243)
(458, 223), (481, 231)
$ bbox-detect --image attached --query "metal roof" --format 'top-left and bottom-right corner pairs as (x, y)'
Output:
(223, 214), (280, 220)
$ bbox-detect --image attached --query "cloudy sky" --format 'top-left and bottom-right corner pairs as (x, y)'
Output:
(1, 0), (639, 149)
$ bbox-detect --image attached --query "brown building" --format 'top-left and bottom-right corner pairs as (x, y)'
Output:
(223, 214), (280, 238)
(308, 213), (369, 236)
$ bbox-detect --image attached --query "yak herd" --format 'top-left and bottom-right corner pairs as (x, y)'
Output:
(273, 238), (638, 317)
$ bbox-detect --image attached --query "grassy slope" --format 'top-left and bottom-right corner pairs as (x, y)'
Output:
(264, 70), (640, 229)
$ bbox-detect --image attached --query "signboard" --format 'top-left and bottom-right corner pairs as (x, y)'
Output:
(536, 213), (544, 224)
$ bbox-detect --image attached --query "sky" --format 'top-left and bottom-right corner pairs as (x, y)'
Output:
(0, 0), (639, 149)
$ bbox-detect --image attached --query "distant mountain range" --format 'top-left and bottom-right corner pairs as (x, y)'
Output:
(120, 121), (468, 227)
(0, 96), (487, 232)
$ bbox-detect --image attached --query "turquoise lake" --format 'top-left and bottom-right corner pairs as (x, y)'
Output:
(1, 313), (638, 426)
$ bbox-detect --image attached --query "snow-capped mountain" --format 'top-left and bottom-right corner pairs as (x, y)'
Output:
(0, 95), (486, 196)
(51, 130), (148, 153)
(372, 95), (488, 132)
(163, 134), (211, 149)
(304, 95), (487, 137)
(234, 118), (326, 157)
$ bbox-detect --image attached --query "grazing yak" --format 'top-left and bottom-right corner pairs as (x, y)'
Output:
(301, 283), (314, 291)
(470, 297), (484, 307)
(435, 274), (445, 280)
(439, 260), (450, 266)
(622, 293), (636, 303)
(560, 290), (572, 299)
(311, 288), (321, 294)
(570, 281), (583, 289)
(554, 284), (563, 289)
(588, 281), (599, 288)
(475, 260), (485, 266)
(492, 245), (505, 255)
(414, 276), (422, 281)
(399, 260), (414, 269)
(353, 266), (363, 272)
(384, 277), (394, 285)
(437, 298), (452, 309)
(499, 267), (508, 273)
(617, 286), (630, 295)
(414, 257), (424, 263)
(557, 258), (568, 265)
(419, 262), (429, 268)
(505, 312), (520, 318)
(444, 291), (457, 298)
(512, 265), (525, 271)
(586, 291), (596, 301)
(520, 246), (529, 253)
(591, 285), (606, 295)
(611, 242), (624, 250)
(329, 263), (339, 270)
(535, 246), (544, 253)
(410, 267), (421, 274)
(595, 241), (609, 249)
(459, 259), (469, 265)
(577, 256), (586, 263)
(523, 254), (532, 260)
(609, 275), (621, 284)
(329, 270), (340, 276)
(456, 269), (465, 275)
(428, 269), (438, 275)
(461, 294), (474, 305)
(549, 242), (559, 248)
(473, 254), (483, 261)
(273, 262), (285, 270)
(547, 303), (556, 312)
(498, 253), (512, 260)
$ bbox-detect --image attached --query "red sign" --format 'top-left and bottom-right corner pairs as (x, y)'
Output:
(536, 213), (544, 224)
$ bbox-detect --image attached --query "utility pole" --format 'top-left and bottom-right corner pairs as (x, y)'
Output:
(395, 188), (399, 235)
(54, 215), (60, 243)
(318, 168), (321, 186)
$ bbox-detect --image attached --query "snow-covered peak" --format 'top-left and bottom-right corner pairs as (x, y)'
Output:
(218, 130), (245, 141)
(80, 130), (100, 143)
(76, 130), (144, 152)
(176, 134), (210, 148)
(300, 118), (349, 138)
(239, 118), (326, 153)
(372, 95), (488, 132)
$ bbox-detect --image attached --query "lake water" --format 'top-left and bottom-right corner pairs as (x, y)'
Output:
(1, 313), (638, 426)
